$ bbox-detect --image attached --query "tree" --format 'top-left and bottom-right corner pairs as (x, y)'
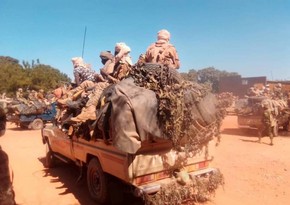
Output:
(197, 67), (239, 93)
(180, 69), (198, 82)
(0, 56), (71, 97)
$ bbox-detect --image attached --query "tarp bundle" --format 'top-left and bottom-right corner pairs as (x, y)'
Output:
(96, 63), (222, 154)
(109, 78), (162, 153)
(7, 100), (48, 115)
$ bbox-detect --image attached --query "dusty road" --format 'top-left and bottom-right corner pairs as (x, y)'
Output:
(0, 115), (290, 205)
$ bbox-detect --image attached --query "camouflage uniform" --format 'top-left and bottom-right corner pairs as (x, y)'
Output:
(70, 82), (109, 122)
(0, 107), (16, 205)
(145, 29), (180, 69)
(72, 57), (97, 86)
(71, 43), (132, 122)
(15, 88), (28, 104)
(260, 104), (275, 145)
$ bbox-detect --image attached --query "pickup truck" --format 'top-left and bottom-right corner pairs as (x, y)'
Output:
(237, 96), (290, 134)
(7, 102), (57, 130)
(41, 123), (221, 204)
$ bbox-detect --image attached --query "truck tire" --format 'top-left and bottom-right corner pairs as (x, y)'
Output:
(87, 158), (109, 204)
(45, 142), (56, 168)
(29, 119), (44, 130)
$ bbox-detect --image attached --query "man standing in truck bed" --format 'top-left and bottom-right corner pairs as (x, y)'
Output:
(145, 29), (180, 69)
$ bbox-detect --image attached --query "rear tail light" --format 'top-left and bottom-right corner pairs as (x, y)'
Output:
(134, 161), (210, 185)
(135, 171), (171, 185)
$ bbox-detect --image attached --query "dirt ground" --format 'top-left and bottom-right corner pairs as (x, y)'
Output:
(0, 115), (290, 205)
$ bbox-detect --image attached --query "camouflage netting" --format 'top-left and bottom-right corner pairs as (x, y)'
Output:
(217, 92), (235, 115)
(129, 63), (224, 154)
(238, 97), (288, 117)
(144, 169), (224, 205)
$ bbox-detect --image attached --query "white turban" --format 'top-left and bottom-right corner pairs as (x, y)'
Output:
(115, 42), (131, 54)
(71, 57), (84, 67)
(157, 29), (170, 41)
(115, 42), (132, 65)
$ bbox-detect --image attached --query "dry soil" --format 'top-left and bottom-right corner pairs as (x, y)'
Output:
(0, 115), (289, 205)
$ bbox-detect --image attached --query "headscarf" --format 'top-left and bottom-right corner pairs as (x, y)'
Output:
(71, 57), (85, 68)
(100, 51), (114, 65)
(157, 29), (170, 43)
(115, 42), (132, 65)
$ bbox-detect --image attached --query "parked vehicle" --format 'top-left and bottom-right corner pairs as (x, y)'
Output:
(7, 102), (57, 130)
(237, 96), (290, 133)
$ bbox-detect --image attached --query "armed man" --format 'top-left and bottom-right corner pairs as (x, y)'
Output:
(145, 29), (180, 69)
(259, 102), (275, 145)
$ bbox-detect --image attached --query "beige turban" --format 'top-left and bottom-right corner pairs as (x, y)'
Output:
(157, 29), (170, 41)
(115, 42), (132, 65)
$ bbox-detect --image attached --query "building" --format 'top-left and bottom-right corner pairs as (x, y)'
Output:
(219, 75), (266, 98)
(219, 75), (290, 97)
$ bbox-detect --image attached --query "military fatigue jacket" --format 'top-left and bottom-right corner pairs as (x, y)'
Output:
(145, 41), (180, 69)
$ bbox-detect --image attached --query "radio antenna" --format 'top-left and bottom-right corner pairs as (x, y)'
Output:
(81, 26), (87, 58)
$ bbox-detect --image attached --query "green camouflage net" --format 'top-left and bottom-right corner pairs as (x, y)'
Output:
(144, 169), (224, 205)
(129, 64), (224, 154)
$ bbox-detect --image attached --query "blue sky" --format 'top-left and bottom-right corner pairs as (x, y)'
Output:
(1, 0), (290, 80)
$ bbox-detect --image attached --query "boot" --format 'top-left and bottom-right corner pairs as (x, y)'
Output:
(270, 137), (274, 146)
(71, 105), (96, 122)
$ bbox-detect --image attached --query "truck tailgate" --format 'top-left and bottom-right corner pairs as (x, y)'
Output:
(130, 139), (215, 187)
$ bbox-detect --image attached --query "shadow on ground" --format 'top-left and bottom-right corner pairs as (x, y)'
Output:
(38, 157), (144, 205)
(222, 127), (290, 138)
(221, 127), (259, 137)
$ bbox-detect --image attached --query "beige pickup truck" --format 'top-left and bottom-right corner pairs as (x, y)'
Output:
(42, 123), (221, 204)
(237, 96), (290, 134)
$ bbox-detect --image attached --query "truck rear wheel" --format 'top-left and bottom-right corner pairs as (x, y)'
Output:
(30, 119), (44, 130)
(45, 142), (56, 168)
(87, 158), (109, 204)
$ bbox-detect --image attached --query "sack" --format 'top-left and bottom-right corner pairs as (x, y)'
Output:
(109, 78), (161, 154)
(196, 93), (218, 125)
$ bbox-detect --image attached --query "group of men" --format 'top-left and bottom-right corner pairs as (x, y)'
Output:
(55, 29), (180, 123)
(0, 29), (179, 205)
(15, 88), (47, 104)
(247, 83), (285, 100)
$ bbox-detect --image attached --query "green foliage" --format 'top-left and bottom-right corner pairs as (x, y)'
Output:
(197, 67), (239, 93)
(180, 69), (198, 82)
(182, 67), (239, 93)
(0, 56), (71, 97)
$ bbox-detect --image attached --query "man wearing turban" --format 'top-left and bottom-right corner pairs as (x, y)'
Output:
(145, 29), (180, 69)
